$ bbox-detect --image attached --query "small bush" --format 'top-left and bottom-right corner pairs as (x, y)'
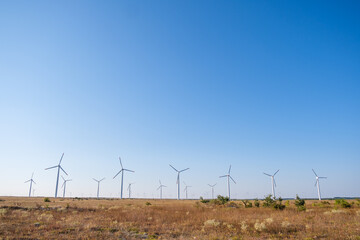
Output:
(335, 199), (351, 208)
(254, 199), (260, 208)
(44, 198), (51, 202)
(273, 197), (286, 210)
(210, 195), (230, 205)
(241, 200), (253, 208)
(200, 197), (210, 204)
(145, 202), (152, 206)
(294, 195), (306, 211)
(262, 195), (275, 207)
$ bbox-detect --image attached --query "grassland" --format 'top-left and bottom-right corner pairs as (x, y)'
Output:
(0, 196), (359, 239)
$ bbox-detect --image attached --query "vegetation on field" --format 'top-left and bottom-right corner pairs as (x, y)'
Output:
(0, 197), (359, 239)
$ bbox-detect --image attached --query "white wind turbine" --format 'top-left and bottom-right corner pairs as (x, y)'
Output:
(113, 157), (134, 199)
(157, 180), (167, 199)
(127, 183), (135, 198)
(93, 178), (105, 199)
(183, 182), (192, 199)
(219, 165), (236, 199)
(312, 169), (327, 200)
(24, 172), (36, 197)
(170, 164), (189, 200)
(208, 183), (217, 199)
(263, 169), (279, 198)
(61, 176), (72, 198)
(45, 153), (68, 198)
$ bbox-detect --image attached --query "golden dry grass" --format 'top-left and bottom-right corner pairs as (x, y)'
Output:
(0, 197), (359, 239)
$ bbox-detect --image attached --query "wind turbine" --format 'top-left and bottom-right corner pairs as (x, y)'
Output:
(93, 178), (105, 199)
(45, 153), (68, 198)
(24, 172), (36, 197)
(157, 180), (167, 199)
(113, 157), (134, 199)
(183, 182), (192, 199)
(208, 183), (217, 199)
(169, 164), (189, 200)
(127, 183), (135, 198)
(263, 169), (279, 199)
(61, 176), (72, 198)
(312, 169), (327, 200)
(219, 165), (236, 200)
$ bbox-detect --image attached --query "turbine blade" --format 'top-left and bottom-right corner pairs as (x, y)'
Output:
(263, 172), (271, 177)
(219, 175), (227, 178)
(315, 180), (318, 186)
(119, 157), (123, 169)
(230, 175), (236, 184)
(61, 176), (66, 181)
(100, 178), (105, 182)
(274, 179), (277, 187)
(45, 166), (57, 170)
(273, 169), (280, 176)
(124, 169), (135, 173)
(25, 180), (30, 183)
(319, 177), (327, 179)
(312, 169), (318, 177)
(159, 180), (162, 185)
(157, 186), (161, 190)
(60, 166), (68, 175)
(31, 172), (34, 178)
(113, 170), (122, 179)
(169, 164), (178, 172)
(93, 178), (98, 182)
(32, 180), (36, 184)
(228, 165), (232, 174)
(180, 168), (189, 172)
(59, 153), (64, 164)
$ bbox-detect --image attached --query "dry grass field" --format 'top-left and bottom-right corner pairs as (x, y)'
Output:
(0, 196), (359, 239)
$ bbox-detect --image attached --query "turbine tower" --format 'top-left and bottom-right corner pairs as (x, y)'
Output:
(219, 165), (236, 200)
(127, 183), (134, 198)
(113, 157), (134, 199)
(169, 164), (189, 200)
(263, 169), (279, 198)
(208, 183), (216, 199)
(93, 178), (105, 199)
(312, 169), (327, 200)
(183, 182), (192, 199)
(24, 172), (36, 197)
(61, 176), (72, 198)
(45, 153), (68, 198)
(157, 180), (167, 199)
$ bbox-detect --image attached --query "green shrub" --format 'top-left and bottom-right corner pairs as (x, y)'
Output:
(145, 202), (152, 206)
(273, 197), (286, 210)
(262, 195), (275, 207)
(44, 197), (51, 202)
(254, 198), (260, 208)
(294, 195), (306, 211)
(200, 197), (210, 204)
(241, 200), (253, 208)
(335, 199), (351, 208)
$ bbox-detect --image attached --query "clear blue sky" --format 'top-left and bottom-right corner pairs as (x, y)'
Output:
(1, 1), (359, 199)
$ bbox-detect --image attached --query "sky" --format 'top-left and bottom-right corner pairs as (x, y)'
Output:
(0, 0), (359, 199)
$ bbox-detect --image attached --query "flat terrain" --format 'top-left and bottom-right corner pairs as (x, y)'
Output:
(0, 197), (359, 239)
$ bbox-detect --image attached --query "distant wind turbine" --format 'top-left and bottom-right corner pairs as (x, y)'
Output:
(219, 165), (236, 200)
(113, 157), (134, 199)
(24, 172), (36, 197)
(169, 164), (189, 200)
(157, 180), (167, 199)
(312, 169), (327, 200)
(263, 169), (279, 198)
(183, 182), (192, 199)
(61, 176), (72, 198)
(93, 178), (105, 199)
(45, 153), (68, 198)
(208, 183), (217, 199)
(127, 183), (135, 198)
